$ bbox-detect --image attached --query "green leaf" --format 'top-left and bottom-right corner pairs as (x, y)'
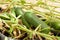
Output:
(0, 13), (10, 20)
(10, 8), (16, 17)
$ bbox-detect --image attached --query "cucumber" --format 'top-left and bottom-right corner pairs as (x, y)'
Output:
(46, 19), (60, 30)
(14, 7), (23, 17)
(14, 7), (30, 28)
(21, 16), (30, 28)
(24, 11), (50, 33)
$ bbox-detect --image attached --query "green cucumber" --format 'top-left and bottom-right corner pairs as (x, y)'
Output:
(24, 11), (50, 33)
(14, 7), (30, 28)
(21, 16), (30, 28)
(14, 7), (23, 17)
(46, 19), (60, 30)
